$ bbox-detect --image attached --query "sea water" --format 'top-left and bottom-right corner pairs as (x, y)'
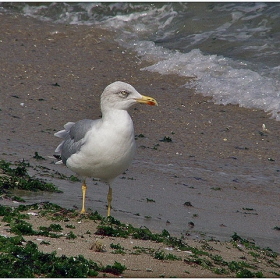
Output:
(2, 2), (280, 120)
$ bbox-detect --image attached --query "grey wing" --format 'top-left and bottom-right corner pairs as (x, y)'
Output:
(54, 119), (96, 164)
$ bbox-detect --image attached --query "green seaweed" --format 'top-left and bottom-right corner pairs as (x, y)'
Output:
(33, 151), (45, 160)
(95, 218), (190, 251)
(95, 224), (130, 238)
(0, 205), (29, 223)
(66, 231), (77, 239)
(184, 256), (213, 270)
(0, 233), (128, 277)
(39, 223), (63, 232)
(0, 159), (61, 194)
(9, 219), (62, 238)
(66, 224), (76, 229)
(231, 232), (263, 251)
(154, 250), (182, 261)
(102, 261), (126, 275)
(10, 219), (35, 235)
(110, 243), (124, 250)
(69, 175), (80, 182)
(110, 243), (125, 255)
(132, 246), (155, 255)
(0, 236), (100, 277)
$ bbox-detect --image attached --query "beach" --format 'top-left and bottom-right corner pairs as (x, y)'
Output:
(0, 13), (280, 277)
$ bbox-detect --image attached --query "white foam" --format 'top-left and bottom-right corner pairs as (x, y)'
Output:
(140, 48), (280, 120)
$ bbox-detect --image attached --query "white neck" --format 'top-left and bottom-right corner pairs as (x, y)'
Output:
(102, 108), (134, 134)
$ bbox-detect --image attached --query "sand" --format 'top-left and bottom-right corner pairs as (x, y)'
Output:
(0, 13), (280, 277)
(0, 206), (279, 278)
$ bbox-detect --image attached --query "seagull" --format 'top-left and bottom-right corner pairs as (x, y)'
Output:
(54, 81), (158, 216)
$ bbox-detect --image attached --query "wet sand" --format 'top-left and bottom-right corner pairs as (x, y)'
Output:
(1, 10), (280, 265)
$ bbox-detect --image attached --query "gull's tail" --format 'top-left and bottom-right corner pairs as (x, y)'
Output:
(54, 122), (75, 164)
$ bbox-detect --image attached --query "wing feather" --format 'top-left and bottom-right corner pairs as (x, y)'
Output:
(54, 119), (97, 164)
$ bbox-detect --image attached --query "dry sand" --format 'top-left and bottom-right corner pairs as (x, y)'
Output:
(0, 13), (280, 277)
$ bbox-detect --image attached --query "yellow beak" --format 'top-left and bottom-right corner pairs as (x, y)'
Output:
(136, 95), (158, 106)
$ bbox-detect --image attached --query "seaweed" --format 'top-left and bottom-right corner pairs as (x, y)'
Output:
(0, 205), (29, 223)
(9, 218), (62, 238)
(66, 231), (77, 240)
(159, 136), (173, 142)
(0, 229), (128, 277)
(154, 250), (182, 261)
(102, 261), (126, 275)
(0, 236), (100, 277)
(0, 159), (61, 194)
(110, 243), (125, 255)
(95, 218), (191, 251)
(33, 151), (45, 160)
(39, 223), (63, 232)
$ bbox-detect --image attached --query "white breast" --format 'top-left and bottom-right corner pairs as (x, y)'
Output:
(66, 110), (136, 181)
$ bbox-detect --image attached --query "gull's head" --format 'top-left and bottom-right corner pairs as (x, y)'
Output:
(101, 81), (158, 111)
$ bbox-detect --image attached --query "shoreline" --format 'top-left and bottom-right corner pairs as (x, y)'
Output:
(0, 11), (280, 273)
(0, 200), (279, 277)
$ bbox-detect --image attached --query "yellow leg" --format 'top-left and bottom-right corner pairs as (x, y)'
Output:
(107, 186), (112, 217)
(81, 180), (87, 214)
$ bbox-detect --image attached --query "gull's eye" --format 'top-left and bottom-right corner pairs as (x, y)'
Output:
(119, 90), (129, 98)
